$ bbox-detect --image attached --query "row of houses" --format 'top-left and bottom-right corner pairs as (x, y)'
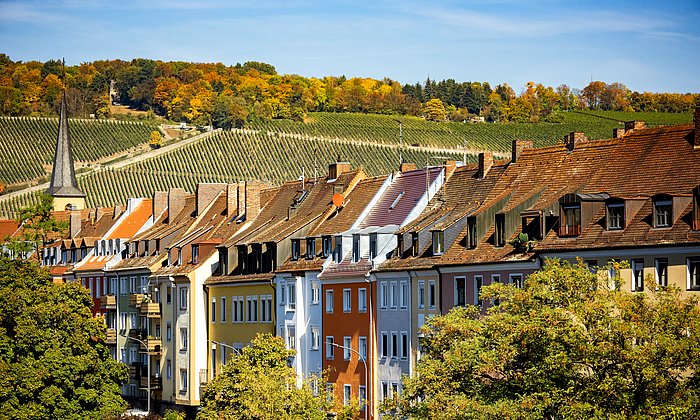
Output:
(4, 105), (700, 418)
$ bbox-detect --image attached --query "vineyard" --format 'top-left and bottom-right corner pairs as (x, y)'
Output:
(0, 117), (157, 186)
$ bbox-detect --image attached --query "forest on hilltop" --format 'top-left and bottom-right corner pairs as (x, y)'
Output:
(1, 54), (697, 128)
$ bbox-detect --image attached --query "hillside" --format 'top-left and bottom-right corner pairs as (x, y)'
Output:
(0, 116), (158, 186)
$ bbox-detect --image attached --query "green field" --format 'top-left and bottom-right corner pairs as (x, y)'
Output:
(0, 117), (157, 186)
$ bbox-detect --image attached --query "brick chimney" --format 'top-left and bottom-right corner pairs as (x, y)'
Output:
(328, 162), (352, 180)
(69, 211), (81, 238)
(167, 188), (187, 221)
(153, 191), (168, 219)
(694, 106), (700, 148)
(613, 128), (626, 138)
(113, 204), (122, 219)
(564, 132), (588, 151)
(478, 152), (493, 179)
(399, 162), (417, 172)
(511, 139), (534, 164)
(443, 160), (457, 179)
(95, 206), (104, 223)
(237, 181), (246, 216)
(245, 181), (261, 220)
(226, 183), (238, 217)
(196, 183), (226, 216)
(624, 120), (646, 131)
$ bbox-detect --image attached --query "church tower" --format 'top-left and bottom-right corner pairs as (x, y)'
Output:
(46, 90), (86, 211)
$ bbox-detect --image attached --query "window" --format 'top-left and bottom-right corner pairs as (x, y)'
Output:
(380, 282), (389, 309)
(179, 287), (188, 310)
(400, 281), (408, 309)
(491, 274), (500, 305)
(222, 344), (227, 365)
(247, 296), (258, 322)
(166, 359), (172, 379)
(390, 281), (398, 309)
(166, 322), (172, 342)
(432, 230), (445, 255)
(428, 280), (436, 309)
(391, 332), (398, 358)
(311, 326), (320, 350)
(180, 328), (188, 351)
(344, 384), (352, 406)
(287, 326), (296, 350)
(411, 233), (419, 256)
(510, 273), (523, 289)
(261, 295), (273, 322)
(180, 369), (188, 392)
(494, 214), (505, 247)
(418, 281), (425, 309)
(358, 288), (367, 312)
(120, 277), (127, 295)
(326, 383), (334, 403)
(382, 382), (389, 400)
(352, 235), (360, 262)
(359, 386), (367, 409)
(476, 276), (484, 306)
(688, 258), (700, 291)
(381, 332), (388, 358)
(455, 277), (466, 306)
(286, 283), (296, 310)
(653, 198), (673, 228)
(211, 298), (216, 323)
(279, 281), (286, 305)
(632, 260), (644, 292)
(369, 234), (377, 260)
(560, 202), (581, 236)
(401, 331), (408, 359)
(166, 286), (172, 304)
(359, 336), (367, 360)
(192, 244), (199, 264)
(176, 248), (182, 266)
(334, 236), (342, 263)
(694, 187), (700, 230)
(343, 336), (352, 360)
(322, 236), (333, 258)
(325, 289), (334, 313)
(326, 337), (334, 359)
(291, 239), (300, 261)
(392, 382), (399, 397)
(607, 201), (625, 230)
(211, 347), (217, 377)
(311, 282), (320, 304)
(306, 238), (316, 259)
(343, 288), (351, 312)
(467, 217), (477, 248)
(655, 258), (668, 287)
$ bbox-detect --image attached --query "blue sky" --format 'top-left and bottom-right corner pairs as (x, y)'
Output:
(1, 0), (698, 93)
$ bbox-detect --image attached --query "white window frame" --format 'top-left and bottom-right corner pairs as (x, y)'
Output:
(655, 258), (668, 287)
(279, 280), (286, 306)
(687, 257), (700, 291)
(325, 289), (334, 313)
(418, 280), (425, 309)
(400, 280), (408, 309)
(211, 298), (216, 323)
(428, 280), (436, 310)
(381, 332), (388, 359)
(311, 281), (320, 304)
(326, 336), (334, 359)
(343, 288), (352, 313)
(311, 326), (320, 350)
(180, 369), (188, 392)
(509, 273), (523, 289)
(286, 283), (296, 311)
(358, 288), (367, 312)
(343, 336), (352, 360)
(344, 384), (352, 406)
(390, 281), (398, 309)
(287, 326), (296, 350)
(632, 260), (644, 292)
(391, 331), (398, 359)
(455, 276), (466, 307)
(380, 281), (389, 309)
(359, 336), (367, 360)
(179, 287), (188, 310)
(180, 327), (188, 351)
(400, 331), (408, 360)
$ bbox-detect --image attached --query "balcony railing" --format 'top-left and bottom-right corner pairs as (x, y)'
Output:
(129, 328), (145, 340)
(139, 375), (162, 390)
(558, 224), (581, 237)
(140, 302), (161, 318)
(100, 294), (116, 309)
(105, 328), (117, 345)
(139, 337), (162, 354)
(129, 293), (147, 308)
(128, 363), (141, 380)
(199, 369), (209, 385)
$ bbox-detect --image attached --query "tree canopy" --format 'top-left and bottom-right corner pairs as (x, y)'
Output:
(0, 256), (128, 419)
(197, 333), (331, 420)
(390, 259), (700, 419)
(3, 194), (66, 261)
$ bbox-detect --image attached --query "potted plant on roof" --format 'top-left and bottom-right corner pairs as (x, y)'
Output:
(508, 232), (537, 254)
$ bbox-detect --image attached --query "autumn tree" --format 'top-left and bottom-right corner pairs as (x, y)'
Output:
(0, 256), (129, 419)
(423, 98), (447, 122)
(390, 259), (700, 419)
(197, 334), (330, 419)
(5, 194), (67, 261)
(148, 130), (163, 148)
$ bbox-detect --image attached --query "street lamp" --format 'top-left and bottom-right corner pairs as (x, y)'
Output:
(122, 334), (151, 414)
(209, 340), (242, 356)
(330, 342), (369, 420)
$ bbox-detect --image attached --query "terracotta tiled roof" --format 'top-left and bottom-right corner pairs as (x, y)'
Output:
(319, 254), (373, 279)
(0, 219), (20, 239)
(106, 199), (153, 239)
(204, 272), (274, 285)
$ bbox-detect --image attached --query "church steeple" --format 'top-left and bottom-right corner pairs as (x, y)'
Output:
(47, 90), (86, 211)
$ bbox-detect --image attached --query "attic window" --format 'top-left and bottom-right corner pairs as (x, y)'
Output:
(432, 231), (444, 255)
(606, 201), (625, 230)
(653, 198), (673, 228)
(693, 187), (700, 231)
(494, 214), (505, 247)
(291, 239), (301, 261)
(176, 248), (182, 266)
(559, 203), (581, 237)
(291, 190), (309, 208)
(389, 192), (405, 210)
(306, 238), (316, 259)
(192, 245), (199, 264)
(352, 235), (360, 263)
(411, 232), (419, 256)
(369, 234), (378, 260)
(322, 236), (332, 258)
(467, 217), (477, 249)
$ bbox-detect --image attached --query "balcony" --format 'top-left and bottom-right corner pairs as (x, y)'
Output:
(105, 328), (117, 345)
(128, 363), (142, 380)
(130, 293), (147, 308)
(100, 294), (116, 309)
(139, 337), (162, 354)
(140, 302), (161, 318)
(129, 328), (145, 340)
(199, 369), (209, 385)
(139, 375), (162, 390)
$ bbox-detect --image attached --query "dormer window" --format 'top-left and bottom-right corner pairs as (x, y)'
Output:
(606, 200), (625, 230)
(369, 234), (378, 260)
(653, 197), (673, 228)
(177, 248), (182, 266)
(192, 244), (199, 264)
(432, 231), (444, 255)
(291, 239), (300, 261)
(322, 236), (332, 258)
(144, 240), (150, 256)
(467, 217), (477, 249)
(334, 236), (342, 263)
(560, 202), (581, 237)
(352, 235), (360, 263)
(115, 239), (120, 255)
(494, 214), (505, 247)
(693, 187), (700, 231)
(411, 232), (419, 256)
(306, 238), (316, 259)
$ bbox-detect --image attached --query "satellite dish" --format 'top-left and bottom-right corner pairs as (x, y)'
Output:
(332, 193), (345, 207)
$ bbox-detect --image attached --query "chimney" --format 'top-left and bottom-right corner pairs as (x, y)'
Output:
(511, 139), (534, 164)
(113, 204), (122, 219)
(694, 107), (700, 148)
(153, 191), (168, 218)
(328, 162), (352, 180)
(196, 183), (226, 216)
(69, 211), (81, 238)
(237, 181), (246, 216)
(167, 188), (187, 221)
(443, 160), (457, 179)
(399, 162), (417, 172)
(624, 120), (646, 131)
(88, 208), (95, 225)
(478, 152), (493, 179)
(226, 183), (238, 217)
(95, 206), (104, 222)
(613, 128), (626, 139)
(245, 181), (261, 221)
(564, 132), (587, 151)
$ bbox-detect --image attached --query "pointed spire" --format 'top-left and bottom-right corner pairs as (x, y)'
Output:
(46, 90), (85, 198)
